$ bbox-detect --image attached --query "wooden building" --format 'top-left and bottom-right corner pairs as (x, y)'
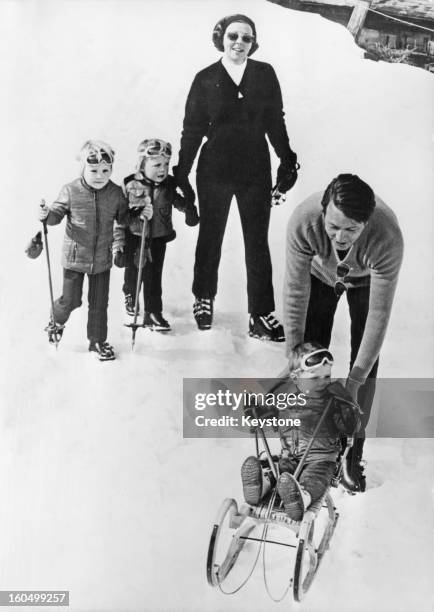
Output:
(268, 0), (434, 69)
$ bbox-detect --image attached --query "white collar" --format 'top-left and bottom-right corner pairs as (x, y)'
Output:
(221, 56), (247, 86)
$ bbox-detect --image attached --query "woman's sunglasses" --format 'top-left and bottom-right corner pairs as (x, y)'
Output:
(226, 32), (254, 44)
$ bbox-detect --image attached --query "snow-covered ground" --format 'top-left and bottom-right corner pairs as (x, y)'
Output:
(0, 1), (433, 611)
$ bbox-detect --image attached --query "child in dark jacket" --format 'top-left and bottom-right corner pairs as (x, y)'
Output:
(115, 139), (199, 331)
(39, 140), (127, 361)
(241, 342), (360, 520)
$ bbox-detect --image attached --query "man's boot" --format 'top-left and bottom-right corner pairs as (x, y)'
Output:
(341, 437), (366, 493)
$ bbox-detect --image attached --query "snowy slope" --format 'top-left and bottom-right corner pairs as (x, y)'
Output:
(0, 1), (433, 611)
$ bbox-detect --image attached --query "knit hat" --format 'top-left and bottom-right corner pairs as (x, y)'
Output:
(77, 140), (115, 166)
(212, 14), (259, 56)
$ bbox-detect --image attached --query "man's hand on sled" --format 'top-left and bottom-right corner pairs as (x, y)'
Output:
(345, 377), (361, 402)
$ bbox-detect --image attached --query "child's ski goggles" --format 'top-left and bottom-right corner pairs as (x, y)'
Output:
(299, 349), (334, 371)
(137, 139), (172, 159)
(86, 149), (114, 165)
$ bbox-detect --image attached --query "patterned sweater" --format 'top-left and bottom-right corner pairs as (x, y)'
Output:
(284, 192), (404, 383)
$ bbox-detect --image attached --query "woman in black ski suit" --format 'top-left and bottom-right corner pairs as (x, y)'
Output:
(175, 14), (298, 339)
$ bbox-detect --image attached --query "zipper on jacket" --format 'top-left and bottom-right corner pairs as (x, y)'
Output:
(91, 191), (99, 273)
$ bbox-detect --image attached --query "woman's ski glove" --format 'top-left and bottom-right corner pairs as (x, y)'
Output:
(276, 161), (300, 193)
(272, 162), (300, 205)
(173, 165), (196, 209)
(25, 231), (43, 259)
(114, 250), (125, 268)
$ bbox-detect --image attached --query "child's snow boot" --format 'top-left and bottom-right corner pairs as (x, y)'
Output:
(125, 293), (136, 317)
(241, 456), (271, 505)
(45, 318), (65, 344)
(89, 341), (116, 361)
(143, 312), (171, 332)
(277, 472), (311, 521)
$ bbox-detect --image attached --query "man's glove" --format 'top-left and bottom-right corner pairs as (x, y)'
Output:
(25, 231), (43, 259)
(185, 203), (200, 227)
(114, 250), (125, 268)
(273, 161), (300, 196)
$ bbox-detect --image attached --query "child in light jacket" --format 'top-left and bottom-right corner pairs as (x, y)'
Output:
(39, 140), (127, 360)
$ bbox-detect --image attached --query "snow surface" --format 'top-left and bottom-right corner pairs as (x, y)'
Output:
(0, 1), (433, 611)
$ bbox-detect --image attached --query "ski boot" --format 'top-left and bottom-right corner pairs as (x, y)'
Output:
(248, 313), (285, 342)
(193, 298), (213, 330)
(341, 438), (366, 493)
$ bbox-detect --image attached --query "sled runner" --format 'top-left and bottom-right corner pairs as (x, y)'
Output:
(206, 400), (356, 603)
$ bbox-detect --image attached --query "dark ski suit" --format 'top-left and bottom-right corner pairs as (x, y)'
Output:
(177, 58), (297, 313)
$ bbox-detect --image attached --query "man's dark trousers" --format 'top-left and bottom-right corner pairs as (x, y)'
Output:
(304, 274), (379, 436)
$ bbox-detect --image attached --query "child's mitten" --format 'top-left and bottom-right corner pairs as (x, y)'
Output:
(114, 250), (125, 268)
(25, 231), (43, 259)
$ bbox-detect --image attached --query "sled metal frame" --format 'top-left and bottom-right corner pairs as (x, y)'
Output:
(207, 402), (353, 603)
(206, 490), (338, 602)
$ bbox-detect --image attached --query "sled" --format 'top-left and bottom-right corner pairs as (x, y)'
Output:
(206, 488), (338, 602)
(206, 397), (355, 603)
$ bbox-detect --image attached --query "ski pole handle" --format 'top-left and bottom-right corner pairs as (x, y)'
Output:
(40, 199), (49, 231)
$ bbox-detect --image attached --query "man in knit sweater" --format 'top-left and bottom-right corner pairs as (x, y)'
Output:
(284, 174), (404, 491)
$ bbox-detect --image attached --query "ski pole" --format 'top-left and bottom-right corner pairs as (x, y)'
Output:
(251, 406), (279, 481)
(40, 199), (60, 349)
(128, 183), (154, 349)
(130, 217), (148, 349)
(293, 397), (333, 481)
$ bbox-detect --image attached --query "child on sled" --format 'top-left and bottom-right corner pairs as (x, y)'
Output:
(241, 342), (361, 521)
(114, 138), (199, 331)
